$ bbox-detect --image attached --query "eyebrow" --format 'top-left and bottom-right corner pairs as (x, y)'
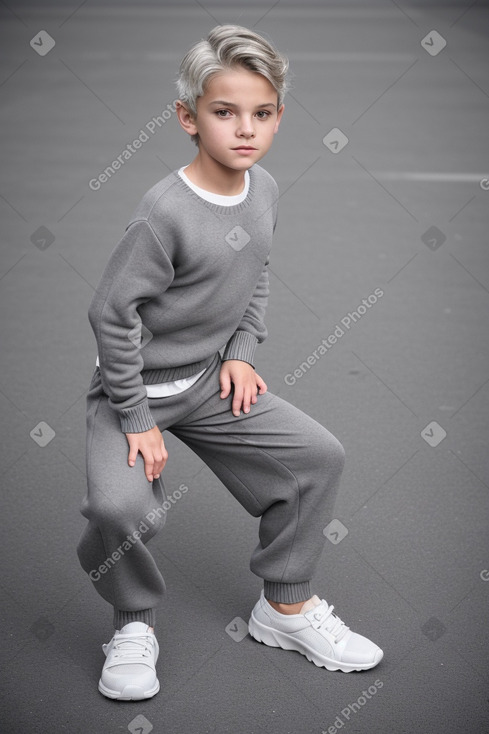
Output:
(209, 100), (277, 109)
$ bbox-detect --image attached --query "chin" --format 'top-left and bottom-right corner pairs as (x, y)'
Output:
(224, 160), (255, 171)
(235, 156), (260, 167)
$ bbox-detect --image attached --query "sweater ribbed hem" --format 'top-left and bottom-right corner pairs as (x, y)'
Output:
(222, 330), (258, 367)
(114, 607), (156, 629)
(141, 356), (212, 385)
(120, 399), (156, 433)
(263, 580), (312, 604)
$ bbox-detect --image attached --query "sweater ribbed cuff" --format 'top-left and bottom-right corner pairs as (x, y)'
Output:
(119, 399), (156, 433)
(263, 580), (312, 604)
(222, 330), (258, 367)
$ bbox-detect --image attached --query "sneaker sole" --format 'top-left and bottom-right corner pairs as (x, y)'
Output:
(98, 679), (160, 700)
(248, 614), (383, 672)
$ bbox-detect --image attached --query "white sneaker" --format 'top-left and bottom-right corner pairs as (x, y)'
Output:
(248, 591), (383, 672)
(98, 622), (160, 700)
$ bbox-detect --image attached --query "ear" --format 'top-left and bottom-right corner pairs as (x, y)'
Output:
(274, 104), (285, 134)
(175, 101), (198, 137)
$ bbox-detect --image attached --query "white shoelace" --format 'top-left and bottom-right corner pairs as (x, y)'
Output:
(108, 632), (155, 664)
(312, 603), (350, 643)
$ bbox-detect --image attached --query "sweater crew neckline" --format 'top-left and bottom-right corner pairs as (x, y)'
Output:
(178, 166), (250, 206)
(173, 165), (257, 215)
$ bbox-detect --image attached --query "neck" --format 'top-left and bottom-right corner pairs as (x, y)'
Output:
(184, 150), (249, 196)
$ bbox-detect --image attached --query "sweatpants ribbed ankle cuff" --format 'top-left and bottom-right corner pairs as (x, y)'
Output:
(263, 581), (311, 604)
(113, 608), (155, 629)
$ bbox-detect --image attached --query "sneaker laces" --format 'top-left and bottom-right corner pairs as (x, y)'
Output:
(312, 603), (350, 643)
(108, 632), (154, 664)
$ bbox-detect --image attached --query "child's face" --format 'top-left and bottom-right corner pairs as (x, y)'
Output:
(185, 66), (284, 171)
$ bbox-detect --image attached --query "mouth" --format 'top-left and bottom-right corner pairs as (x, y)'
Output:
(232, 146), (257, 151)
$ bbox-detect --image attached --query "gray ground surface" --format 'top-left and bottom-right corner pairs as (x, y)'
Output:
(1, 2), (488, 733)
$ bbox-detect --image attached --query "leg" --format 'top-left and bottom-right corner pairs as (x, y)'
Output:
(171, 382), (383, 671)
(170, 386), (345, 603)
(76, 370), (168, 629)
(171, 386), (383, 672)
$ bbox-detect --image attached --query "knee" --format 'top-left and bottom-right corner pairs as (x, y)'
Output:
(310, 426), (346, 477)
(83, 485), (148, 529)
(85, 492), (167, 540)
(84, 491), (127, 527)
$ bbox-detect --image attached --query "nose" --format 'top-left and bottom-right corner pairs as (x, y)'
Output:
(237, 116), (255, 139)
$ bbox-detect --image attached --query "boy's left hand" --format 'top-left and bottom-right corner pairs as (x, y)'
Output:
(219, 360), (267, 416)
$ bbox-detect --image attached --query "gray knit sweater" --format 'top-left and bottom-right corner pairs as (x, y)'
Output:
(88, 163), (279, 433)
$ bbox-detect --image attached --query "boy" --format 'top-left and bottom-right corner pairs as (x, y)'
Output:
(77, 24), (383, 701)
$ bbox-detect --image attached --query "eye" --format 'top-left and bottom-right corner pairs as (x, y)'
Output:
(215, 109), (232, 118)
(256, 110), (271, 119)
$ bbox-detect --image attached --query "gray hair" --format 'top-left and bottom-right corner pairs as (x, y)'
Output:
(176, 24), (290, 145)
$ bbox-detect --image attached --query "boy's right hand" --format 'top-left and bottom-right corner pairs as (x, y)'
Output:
(125, 425), (168, 482)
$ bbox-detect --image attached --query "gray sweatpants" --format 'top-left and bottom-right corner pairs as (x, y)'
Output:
(77, 352), (345, 629)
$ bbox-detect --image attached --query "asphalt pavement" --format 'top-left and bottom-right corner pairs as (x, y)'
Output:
(1, 2), (488, 733)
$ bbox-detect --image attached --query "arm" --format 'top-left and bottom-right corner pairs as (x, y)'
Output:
(221, 254), (270, 367)
(220, 254), (270, 415)
(89, 219), (173, 481)
(89, 219), (174, 433)
(222, 181), (278, 367)
(220, 180), (279, 415)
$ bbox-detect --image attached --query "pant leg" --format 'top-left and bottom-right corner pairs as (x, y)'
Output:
(76, 369), (168, 629)
(77, 353), (223, 628)
(170, 387), (345, 604)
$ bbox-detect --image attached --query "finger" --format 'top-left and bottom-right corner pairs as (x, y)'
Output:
(156, 437), (169, 468)
(242, 386), (252, 414)
(251, 376), (266, 404)
(232, 386), (243, 416)
(127, 438), (138, 467)
(220, 372), (231, 398)
(154, 448), (168, 478)
(143, 455), (155, 482)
